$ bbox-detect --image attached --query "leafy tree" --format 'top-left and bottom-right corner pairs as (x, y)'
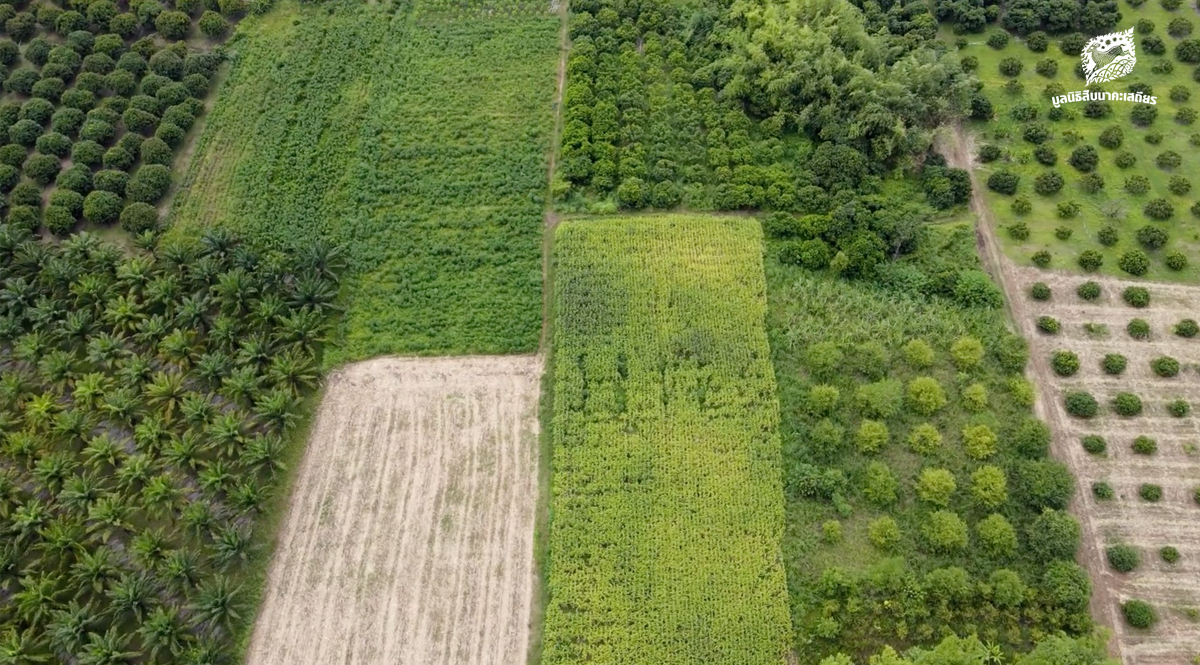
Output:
(1027, 509), (1081, 563)
(976, 513), (1017, 557)
(971, 465), (1008, 507)
(923, 510), (968, 552)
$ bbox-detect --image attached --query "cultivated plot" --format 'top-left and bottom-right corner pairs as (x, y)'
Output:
(1016, 267), (1200, 664)
(246, 355), (542, 665)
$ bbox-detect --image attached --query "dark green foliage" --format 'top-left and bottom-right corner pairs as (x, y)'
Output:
(1034, 144), (1057, 166)
(79, 119), (115, 145)
(1122, 286), (1150, 308)
(155, 122), (185, 149)
(126, 164), (172, 203)
(1082, 174), (1105, 193)
(1032, 250), (1051, 267)
(1113, 392), (1143, 417)
(49, 189), (83, 215)
(1027, 509), (1081, 563)
(1114, 151), (1136, 168)
(1097, 226), (1118, 246)
(103, 146), (133, 170)
(1034, 170), (1063, 195)
(92, 169), (129, 194)
(1067, 145), (1098, 172)
(1165, 251), (1188, 271)
(1023, 124), (1050, 144)
(1081, 435), (1106, 454)
(22, 153), (60, 186)
(979, 144), (1002, 162)
(119, 201), (158, 233)
(1051, 350), (1079, 376)
(1036, 316), (1060, 334)
(1064, 391), (1098, 418)
(1156, 151), (1183, 169)
(155, 10), (191, 39)
(1122, 600), (1156, 629)
(1099, 126), (1123, 149)
(1093, 481), (1114, 500)
(1128, 319), (1151, 340)
(999, 57), (1023, 76)
(35, 132), (71, 158)
(1119, 250), (1151, 276)
(1103, 354), (1127, 375)
(1107, 544), (1139, 572)
(149, 49), (185, 80)
(1174, 319), (1199, 337)
(1139, 484), (1163, 502)
(82, 190), (122, 224)
(1151, 356), (1180, 377)
(55, 164), (92, 194)
(1131, 103), (1158, 126)
(8, 119), (42, 147)
(139, 138), (173, 166)
(1125, 175), (1151, 194)
(1008, 222), (1030, 240)
(1169, 400), (1190, 417)
(1030, 282), (1051, 300)
(988, 170), (1019, 195)
(9, 182), (40, 207)
(200, 10), (229, 37)
(1161, 547), (1180, 564)
(70, 140), (104, 168)
(1077, 250), (1102, 272)
(43, 204), (75, 235)
(122, 108), (158, 135)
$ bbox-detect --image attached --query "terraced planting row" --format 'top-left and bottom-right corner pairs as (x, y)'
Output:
(1018, 267), (1200, 664)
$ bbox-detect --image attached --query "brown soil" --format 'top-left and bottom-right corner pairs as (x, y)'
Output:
(945, 126), (1200, 664)
(245, 355), (543, 665)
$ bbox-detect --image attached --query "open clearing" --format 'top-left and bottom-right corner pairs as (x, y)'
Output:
(246, 355), (542, 665)
(1013, 267), (1200, 664)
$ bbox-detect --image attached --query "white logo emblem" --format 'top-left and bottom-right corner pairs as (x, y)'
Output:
(1082, 28), (1136, 86)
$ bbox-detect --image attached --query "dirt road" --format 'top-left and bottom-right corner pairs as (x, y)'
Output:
(245, 355), (543, 665)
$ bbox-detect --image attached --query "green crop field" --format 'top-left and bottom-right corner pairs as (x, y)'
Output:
(957, 0), (1200, 282)
(544, 215), (792, 664)
(765, 225), (1094, 661)
(170, 0), (560, 364)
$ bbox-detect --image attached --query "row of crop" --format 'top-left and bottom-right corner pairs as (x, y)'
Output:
(544, 216), (792, 664)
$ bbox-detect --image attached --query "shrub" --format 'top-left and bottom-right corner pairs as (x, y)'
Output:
(1082, 435), (1106, 454)
(1035, 58), (1057, 78)
(1113, 392), (1143, 416)
(1065, 391), (1098, 418)
(1125, 175), (1151, 194)
(1158, 150), (1183, 170)
(979, 144), (1002, 162)
(950, 336), (984, 370)
(1119, 249), (1151, 276)
(1030, 282), (1051, 300)
(907, 423), (942, 454)
(1161, 546), (1180, 564)
(1146, 131), (1164, 144)
(1056, 203), (1079, 220)
(908, 377), (947, 415)
(1099, 126), (1123, 148)
(1132, 103), (1158, 126)
(1034, 144), (1057, 165)
(807, 385), (839, 416)
(140, 138), (173, 167)
(1123, 286), (1150, 308)
(71, 141), (104, 168)
(1068, 145), (1099, 172)
(809, 419), (845, 458)
(1011, 196), (1032, 215)
(1075, 283), (1100, 303)
(1032, 251), (1052, 268)
(1079, 173), (1104, 193)
(962, 383), (988, 412)
(987, 170), (1019, 195)
(1052, 350), (1080, 376)
(1061, 32), (1086, 55)
(1028, 509), (1081, 563)
(962, 424), (998, 460)
(1103, 354), (1127, 375)
(1014, 418), (1051, 458)
(1128, 319), (1151, 339)
(902, 339), (934, 368)
(987, 31), (1009, 49)
(1034, 170), (1064, 195)
(1151, 356), (1180, 377)
(49, 190), (83, 216)
(1008, 222), (1030, 240)
(917, 468), (956, 506)
(23, 154), (60, 186)
(1175, 319), (1199, 337)
(103, 147), (134, 171)
(1097, 227), (1119, 248)
(44, 205), (75, 236)
(976, 513), (1017, 557)
(155, 10), (190, 39)
(1153, 59), (1175, 74)
(1169, 400), (1190, 417)
(35, 133), (72, 158)
(79, 119), (115, 145)
(1123, 600), (1156, 629)
(923, 510), (968, 552)
(971, 466), (1008, 508)
(93, 170), (129, 194)
(82, 190), (121, 224)
(1077, 250), (1103, 272)
(1140, 483), (1163, 502)
(1107, 544), (1140, 573)
(1115, 151), (1137, 168)
(999, 57), (1023, 76)
(1036, 316), (1060, 334)
(1043, 560), (1091, 613)
(199, 10), (229, 38)
(1009, 378), (1035, 407)
(1093, 481), (1114, 499)
(855, 419), (889, 453)
(126, 164), (172, 203)
(867, 516), (900, 551)
(1179, 108), (1198, 125)
(55, 166), (91, 194)
(1165, 251), (1188, 271)
(863, 462), (897, 505)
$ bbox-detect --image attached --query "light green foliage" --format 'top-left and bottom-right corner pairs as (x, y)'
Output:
(902, 338), (935, 368)
(950, 335), (985, 369)
(856, 419), (890, 453)
(977, 513), (1018, 557)
(908, 376), (948, 415)
(855, 379), (903, 418)
(989, 569), (1027, 608)
(962, 423), (998, 459)
(868, 516), (901, 550)
(907, 422), (943, 454)
(924, 510), (969, 552)
(962, 382), (988, 411)
(971, 465), (1008, 507)
(863, 461), (898, 505)
(917, 468), (958, 506)
(808, 385), (840, 416)
(547, 217), (791, 663)
(172, 1), (560, 363)
(1008, 377), (1036, 407)
(823, 520), (844, 544)
(810, 418), (846, 458)
(808, 342), (845, 377)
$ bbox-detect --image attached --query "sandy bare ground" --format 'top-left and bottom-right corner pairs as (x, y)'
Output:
(943, 126), (1200, 664)
(245, 355), (543, 665)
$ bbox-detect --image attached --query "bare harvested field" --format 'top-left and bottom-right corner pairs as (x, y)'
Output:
(245, 356), (542, 665)
(1014, 267), (1200, 665)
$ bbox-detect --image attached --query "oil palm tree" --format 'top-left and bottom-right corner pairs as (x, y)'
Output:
(144, 372), (187, 423)
(138, 605), (188, 662)
(76, 625), (140, 665)
(189, 575), (242, 636)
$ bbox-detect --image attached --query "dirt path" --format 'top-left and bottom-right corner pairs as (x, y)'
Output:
(941, 125), (1126, 660)
(245, 355), (543, 665)
(538, 0), (569, 354)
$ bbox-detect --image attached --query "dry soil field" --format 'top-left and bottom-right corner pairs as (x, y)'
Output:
(1015, 268), (1200, 665)
(245, 355), (543, 665)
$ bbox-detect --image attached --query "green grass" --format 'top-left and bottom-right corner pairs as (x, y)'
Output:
(170, 0), (560, 364)
(544, 214), (792, 664)
(953, 4), (1200, 282)
(765, 226), (1088, 659)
